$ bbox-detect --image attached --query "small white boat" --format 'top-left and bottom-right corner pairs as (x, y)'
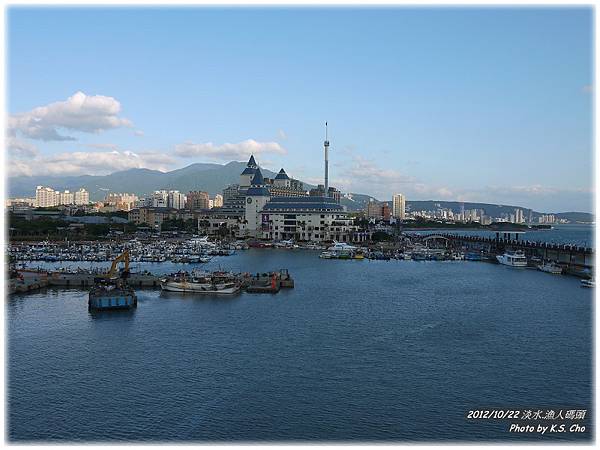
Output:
(319, 251), (334, 259)
(327, 241), (357, 252)
(581, 278), (595, 288)
(537, 262), (562, 274)
(496, 250), (527, 267)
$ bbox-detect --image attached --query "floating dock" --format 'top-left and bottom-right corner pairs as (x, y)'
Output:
(88, 286), (137, 311)
(245, 269), (294, 293)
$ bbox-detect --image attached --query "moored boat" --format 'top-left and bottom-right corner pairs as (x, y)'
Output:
(537, 261), (563, 274)
(496, 250), (527, 267)
(161, 280), (241, 294)
(160, 271), (241, 294)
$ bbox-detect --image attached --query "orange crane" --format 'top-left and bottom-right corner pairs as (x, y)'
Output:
(106, 249), (131, 280)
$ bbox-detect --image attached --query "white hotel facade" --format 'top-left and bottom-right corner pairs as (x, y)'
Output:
(235, 156), (368, 243)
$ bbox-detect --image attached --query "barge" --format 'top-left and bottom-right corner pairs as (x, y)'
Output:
(89, 285), (137, 311)
(88, 250), (137, 311)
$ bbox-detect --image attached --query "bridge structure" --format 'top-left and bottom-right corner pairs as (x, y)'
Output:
(414, 232), (594, 275)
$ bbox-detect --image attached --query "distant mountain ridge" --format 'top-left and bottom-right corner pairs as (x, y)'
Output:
(8, 162), (282, 200)
(8, 161), (593, 220)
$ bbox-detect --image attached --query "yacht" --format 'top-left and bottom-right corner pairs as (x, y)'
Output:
(496, 250), (527, 267)
(327, 241), (357, 252)
(537, 261), (563, 274)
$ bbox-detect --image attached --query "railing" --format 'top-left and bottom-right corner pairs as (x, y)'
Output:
(417, 233), (593, 254)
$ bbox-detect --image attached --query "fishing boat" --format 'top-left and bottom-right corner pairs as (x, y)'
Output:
(464, 252), (483, 261)
(537, 261), (563, 274)
(496, 250), (527, 267)
(161, 271), (241, 294)
(161, 280), (240, 294)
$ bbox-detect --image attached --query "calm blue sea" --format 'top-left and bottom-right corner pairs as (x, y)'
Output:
(405, 223), (594, 248)
(8, 250), (592, 442)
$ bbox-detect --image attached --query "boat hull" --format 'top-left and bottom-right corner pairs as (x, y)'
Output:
(537, 265), (562, 274)
(89, 291), (137, 311)
(161, 281), (240, 294)
(496, 255), (527, 267)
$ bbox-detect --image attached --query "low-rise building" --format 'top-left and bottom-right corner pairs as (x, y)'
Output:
(128, 207), (176, 228)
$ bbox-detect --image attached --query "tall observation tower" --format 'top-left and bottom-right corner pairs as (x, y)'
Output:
(324, 122), (330, 197)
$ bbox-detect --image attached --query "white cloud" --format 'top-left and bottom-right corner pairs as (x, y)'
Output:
(174, 139), (287, 161)
(412, 183), (456, 199)
(84, 143), (120, 150)
(8, 150), (176, 177)
(9, 160), (35, 177)
(6, 137), (39, 157)
(8, 91), (132, 141)
(331, 156), (415, 197)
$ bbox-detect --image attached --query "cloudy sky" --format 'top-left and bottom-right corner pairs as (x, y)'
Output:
(7, 7), (593, 212)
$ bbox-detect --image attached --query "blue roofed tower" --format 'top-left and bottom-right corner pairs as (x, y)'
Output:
(274, 168), (291, 188)
(244, 167), (271, 237)
(240, 154), (258, 187)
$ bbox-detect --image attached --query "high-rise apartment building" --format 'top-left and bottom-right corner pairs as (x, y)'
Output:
(35, 186), (60, 208)
(74, 188), (89, 205)
(392, 194), (406, 220)
(167, 190), (186, 210)
(60, 190), (74, 205)
(186, 191), (210, 210)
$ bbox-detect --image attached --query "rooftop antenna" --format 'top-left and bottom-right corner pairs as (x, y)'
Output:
(324, 122), (330, 197)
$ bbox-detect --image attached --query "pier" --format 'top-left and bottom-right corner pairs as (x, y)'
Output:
(10, 267), (295, 296)
(417, 232), (594, 275)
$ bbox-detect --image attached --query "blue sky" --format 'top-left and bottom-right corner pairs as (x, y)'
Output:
(7, 7), (593, 212)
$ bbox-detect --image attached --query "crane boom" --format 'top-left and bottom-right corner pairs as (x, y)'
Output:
(107, 250), (130, 278)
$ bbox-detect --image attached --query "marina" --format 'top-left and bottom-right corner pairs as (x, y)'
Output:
(7, 225), (595, 298)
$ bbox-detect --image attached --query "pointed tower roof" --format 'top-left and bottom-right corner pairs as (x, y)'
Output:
(274, 168), (290, 180)
(251, 167), (264, 186)
(247, 155), (257, 168)
(241, 166), (257, 175)
(247, 167), (270, 196)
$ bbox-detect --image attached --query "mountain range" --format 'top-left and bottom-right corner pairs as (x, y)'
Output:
(8, 161), (594, 222)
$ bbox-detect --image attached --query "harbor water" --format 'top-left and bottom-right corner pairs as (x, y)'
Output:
(8, 250), (592, 442)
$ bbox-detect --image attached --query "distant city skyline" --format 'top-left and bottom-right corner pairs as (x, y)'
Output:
(7, 7), (593, 212)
